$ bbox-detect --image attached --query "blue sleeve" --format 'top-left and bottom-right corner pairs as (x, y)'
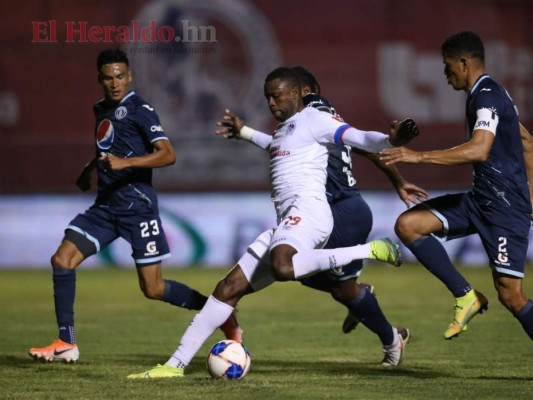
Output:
(136, 104), (168, 143)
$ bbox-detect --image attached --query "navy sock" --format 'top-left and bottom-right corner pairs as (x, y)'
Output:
(347, 286), (394, 346)
(406, 236), (471, 297)
(163, 280), (208, 310)
(53, 268), (76, 344)
(515, 300), (533, 340)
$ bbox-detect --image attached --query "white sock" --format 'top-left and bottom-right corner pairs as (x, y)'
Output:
(292, 243), (372, 279)
(165, 295), (234, 368)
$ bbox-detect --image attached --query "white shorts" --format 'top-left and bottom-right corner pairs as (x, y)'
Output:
(238, 195), (333, 291)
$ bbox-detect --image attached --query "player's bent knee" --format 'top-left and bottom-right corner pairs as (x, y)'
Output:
(51, 253), (76, 269)
(141, 286), (164, 300)
(214, 277), (249, 305)
(270, 263), (294, 281)
(394, 214), (411, 242)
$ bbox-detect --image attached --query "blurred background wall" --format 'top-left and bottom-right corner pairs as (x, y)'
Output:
(1, 0), (532, 267)
(2, 0), (532, 192)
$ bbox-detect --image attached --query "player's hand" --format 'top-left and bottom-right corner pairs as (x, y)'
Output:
(75, 170), (92, 192)
(395, 181), (429, 208)
(389, 118), (419, 146)
(379, 146), (422, 165)
(99, 153), (129, 172)
(215, 109), (244, 139)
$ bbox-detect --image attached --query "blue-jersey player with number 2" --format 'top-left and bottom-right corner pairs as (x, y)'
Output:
(28, 48), (241, 363)
(381, 31), (533, 341)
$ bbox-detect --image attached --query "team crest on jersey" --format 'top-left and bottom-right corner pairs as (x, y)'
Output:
(286, 122), (296, 135)
(115, 106), (128, 119)
(96, 119), (114, 150)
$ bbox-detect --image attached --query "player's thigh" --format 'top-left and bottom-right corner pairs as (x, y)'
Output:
(64, 207), (119, 260)
(407, 193), (474, 240)
(237, 228), (277, 292)
(271, 196), (333, 252)
(325, 194), (373, 249)
(116, 209), (171, 265)
(478, 218), (529, 279)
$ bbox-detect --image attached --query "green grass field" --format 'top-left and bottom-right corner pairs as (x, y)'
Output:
(1, 265), (532, 400)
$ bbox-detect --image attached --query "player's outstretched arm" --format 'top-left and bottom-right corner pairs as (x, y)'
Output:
(360, 151), (428, 207)
(380, 129), (494, 166)
(75, 156), (98, 192)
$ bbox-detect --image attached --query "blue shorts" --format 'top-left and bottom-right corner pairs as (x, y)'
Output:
(301, 192), (373, 286)
(66, 205), (171, 266)
(425, 192), (530, 278)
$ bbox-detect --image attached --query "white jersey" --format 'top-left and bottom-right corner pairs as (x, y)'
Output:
(267, 107), (390, 213)
(269, 107), (329, 207)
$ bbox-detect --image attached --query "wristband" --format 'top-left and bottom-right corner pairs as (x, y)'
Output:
(239, 125), (255, 141)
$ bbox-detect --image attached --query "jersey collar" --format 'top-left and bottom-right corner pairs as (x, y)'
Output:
(119, 91), (135, 104)
(470, 74), (489, 94)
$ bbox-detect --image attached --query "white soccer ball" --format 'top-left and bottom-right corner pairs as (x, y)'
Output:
(206, 340), (251, 380)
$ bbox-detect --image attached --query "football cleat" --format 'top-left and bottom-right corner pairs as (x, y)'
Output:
(342, 283), (375, 334)
(28, 339), (79, 363)
(381, 327), (410, 366)
(219, 310), (243, 343)
(369, 238), (402, 267)
(444, 289), (488, 339)
(127, 364), (184, 379)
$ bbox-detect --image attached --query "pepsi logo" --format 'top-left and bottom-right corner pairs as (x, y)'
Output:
(96, 119), (114, 150)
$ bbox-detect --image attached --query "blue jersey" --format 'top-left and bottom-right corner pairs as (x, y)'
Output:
(466, 75), (531, 215)
(93, 91), (168, 211)
(302, 93), (357, 202)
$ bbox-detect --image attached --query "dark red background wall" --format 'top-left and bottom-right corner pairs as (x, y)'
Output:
(1, 0), (532, 192)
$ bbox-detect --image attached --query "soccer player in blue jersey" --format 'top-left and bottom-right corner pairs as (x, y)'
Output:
(28, 48), (240, 363)
(381, 31), (533, 341)
(291, 66), (427, 335)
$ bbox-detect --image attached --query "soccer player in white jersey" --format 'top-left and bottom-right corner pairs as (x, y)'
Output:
(127, 67), (419, 378)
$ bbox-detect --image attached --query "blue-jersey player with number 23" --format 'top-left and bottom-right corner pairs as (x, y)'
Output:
(28, 48), (241, 363)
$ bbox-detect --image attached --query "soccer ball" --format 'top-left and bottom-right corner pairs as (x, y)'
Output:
(206, 340), (251, 380)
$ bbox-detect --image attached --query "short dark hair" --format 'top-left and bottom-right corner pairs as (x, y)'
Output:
(265, 67), (301, 89)
(291, 66), (321, 94)
(441, 31), (485, 63)
(97, 48), (129, 71)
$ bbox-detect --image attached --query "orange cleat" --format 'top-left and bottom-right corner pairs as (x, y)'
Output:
(28, 339), (79, 363)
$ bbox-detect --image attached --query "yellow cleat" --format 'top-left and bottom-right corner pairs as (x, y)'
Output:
(369, 238), (402, 267)
(127, 364), (184, 379)
(444, 289), (488, 339)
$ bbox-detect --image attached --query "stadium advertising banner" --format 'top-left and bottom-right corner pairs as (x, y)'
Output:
(1, 0), (532, 192)
(2, 193), (533, 269)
